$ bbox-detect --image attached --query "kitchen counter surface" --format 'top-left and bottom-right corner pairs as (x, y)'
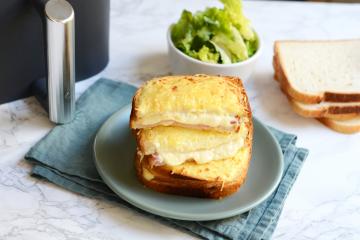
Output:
(1, 1), (360, 239)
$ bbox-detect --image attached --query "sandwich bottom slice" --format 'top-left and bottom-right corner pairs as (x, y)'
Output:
(135, 126), (253, 199)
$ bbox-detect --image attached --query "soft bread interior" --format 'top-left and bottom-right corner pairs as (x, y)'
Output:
(276, 41), (360, 94)
(130, 75), (249, 132)
(137, 122), (249, 166)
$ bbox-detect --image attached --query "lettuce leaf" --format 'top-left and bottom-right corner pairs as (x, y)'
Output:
(209, 40), (231, 64)
(197, 46), (220, 63)
(220, 0), (255, 41)
(171, 10), (194, 53)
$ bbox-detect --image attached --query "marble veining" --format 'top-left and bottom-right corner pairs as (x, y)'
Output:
(1, 0), (360, 239)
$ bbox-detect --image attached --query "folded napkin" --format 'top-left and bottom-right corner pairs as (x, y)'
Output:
(26, 78), (308, 240)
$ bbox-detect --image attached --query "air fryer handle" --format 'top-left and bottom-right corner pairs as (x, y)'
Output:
(32, 0), (75, 124)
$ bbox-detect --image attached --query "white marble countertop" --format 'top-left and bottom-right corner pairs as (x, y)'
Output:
(1, 0), (360, 239)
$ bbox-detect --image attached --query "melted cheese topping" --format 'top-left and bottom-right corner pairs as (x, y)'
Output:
(134, 75), (247, 123)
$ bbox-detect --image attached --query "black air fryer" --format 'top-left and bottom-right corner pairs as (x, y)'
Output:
(0, 0), (109, 123)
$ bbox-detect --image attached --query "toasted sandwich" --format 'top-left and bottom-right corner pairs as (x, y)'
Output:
(130, 74), (253, 198)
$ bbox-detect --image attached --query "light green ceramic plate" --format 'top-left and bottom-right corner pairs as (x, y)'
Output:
(94, 104), (283, 221)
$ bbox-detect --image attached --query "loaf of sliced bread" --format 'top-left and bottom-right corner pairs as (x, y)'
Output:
(317, 117), (360, 134)
(273, 41), (360, 133)
(274, 40), (360, 104)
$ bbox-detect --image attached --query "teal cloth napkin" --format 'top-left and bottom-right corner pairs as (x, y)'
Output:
(25, 78), (308, 240)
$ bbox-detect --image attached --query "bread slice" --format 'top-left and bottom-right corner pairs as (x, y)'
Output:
(274, 53), (360, 119)
(130, 74), (250, 132)
(317, 117), (360, 134)
(274, 40), (360, 104)
(288, 99), (360, 120)
(135, 123), (253, 199)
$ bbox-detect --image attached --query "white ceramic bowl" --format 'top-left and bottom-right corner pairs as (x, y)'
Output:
(167, 26), (262, 82)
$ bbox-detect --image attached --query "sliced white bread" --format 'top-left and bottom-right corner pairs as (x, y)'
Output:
(317, 117), (360, 134)
(274, 54), (360, 119)
(288, 96), (360, 120)
(274, 40), (360, 104)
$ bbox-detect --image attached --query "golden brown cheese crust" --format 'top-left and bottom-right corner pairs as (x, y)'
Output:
(130, 74), (250, 131)
(135, 121), (253, 199)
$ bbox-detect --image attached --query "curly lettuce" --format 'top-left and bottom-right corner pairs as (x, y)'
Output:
(171, 0), (258, 64)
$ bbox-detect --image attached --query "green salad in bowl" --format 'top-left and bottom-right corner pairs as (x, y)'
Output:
(171, 0), (258, 64)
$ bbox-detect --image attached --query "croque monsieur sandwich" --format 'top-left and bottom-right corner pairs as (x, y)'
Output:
(130, 74), (253, 198)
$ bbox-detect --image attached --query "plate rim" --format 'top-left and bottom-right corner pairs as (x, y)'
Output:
(93, 104), (284, 221)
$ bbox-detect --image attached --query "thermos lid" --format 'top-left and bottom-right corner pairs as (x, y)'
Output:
(45, 0), (74, 23)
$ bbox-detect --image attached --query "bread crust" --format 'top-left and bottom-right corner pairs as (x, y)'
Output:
(129, 89), (140, 129)
(274, 54), (360, 120)
(135, 122), (253, 199)
(317, 118), (360, 134)
(274, 40), (360, 104)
